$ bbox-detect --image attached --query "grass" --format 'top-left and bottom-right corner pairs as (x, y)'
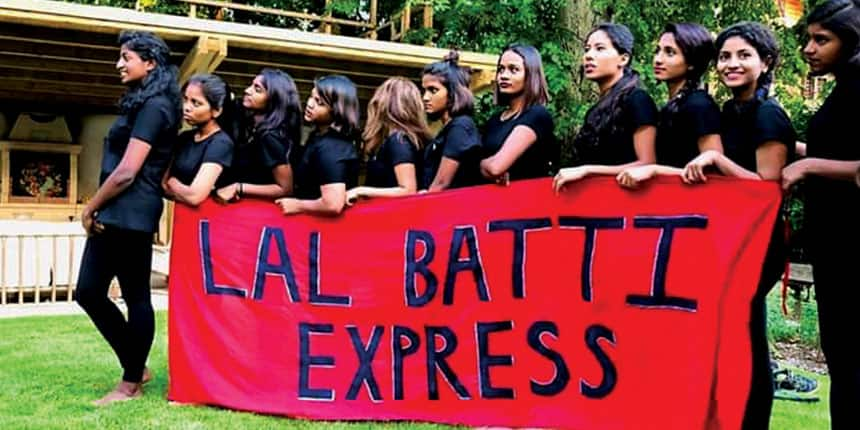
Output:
(0, 312), (451, 430)
(0, 304), (830, 429)
(767, 286), (821, 348)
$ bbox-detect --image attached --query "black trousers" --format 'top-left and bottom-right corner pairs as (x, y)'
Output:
(812, 251), (860, 430)
(75, 226), (154, 383)
(742, 222), (785, 430)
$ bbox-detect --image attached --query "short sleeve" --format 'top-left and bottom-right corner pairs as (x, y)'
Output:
(318, 143), (357, 185)
(442, 117), (481, 160)
(626, 89), (659, 130)
(202, 133), (234, 169)
(131, 97), (173, 144)
(385, 133), (419, 167)
(683, 91), (721, 138)
(754, 102), (796, 151)
(258, 131), (290, 169)
(518, 105), (554, 143)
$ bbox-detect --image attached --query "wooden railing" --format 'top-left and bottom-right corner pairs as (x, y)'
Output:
(173, 0), (432, 42)
(0, 232), (86, 304)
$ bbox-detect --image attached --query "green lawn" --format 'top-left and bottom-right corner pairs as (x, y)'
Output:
(0, 309), (830, 429)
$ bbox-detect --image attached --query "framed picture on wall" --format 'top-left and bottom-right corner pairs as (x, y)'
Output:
(8, 150), (70, 204)
(0, 141), (80, 206)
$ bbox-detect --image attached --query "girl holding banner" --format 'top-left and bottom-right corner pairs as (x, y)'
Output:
(276, 75), (360, 215)
(782, 1), (860, 427)
(163, 74), (234, 206)
(346, 77), (430, 204)
(615, 23), (723, 188)
(553, 23), (658, 191)
(76, 31), (181, 405)
(421, 52), (484, 191)
(683, 22), (796, 430)
(480, 43), (557, 184)
(215, 69), (300, 202)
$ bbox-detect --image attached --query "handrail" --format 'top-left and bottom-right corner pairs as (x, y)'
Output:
(174, 0), (432, 42)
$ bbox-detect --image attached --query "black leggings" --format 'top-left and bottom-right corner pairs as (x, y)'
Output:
(812, 252), (860, 430)
(742, 222), (785, 430)
(75, 227), (154, 383)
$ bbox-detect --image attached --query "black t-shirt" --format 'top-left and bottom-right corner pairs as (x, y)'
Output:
(224, 127), (292, 185)
(293, 129), (359, 199)
(721, 97), (796, 289)
(423, 115), (484, 189)
(573, 87), (658, 166)
(170, 129), (234, 187)
(365, 132), (421, 188)
(805, 77), (860, 247)
(720, 98), (796, 172)
(482, 105), (557, 180)
(97, 95), (180, 233)
(655, 89), (721, 168)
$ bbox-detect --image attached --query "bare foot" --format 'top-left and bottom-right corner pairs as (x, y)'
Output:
(92, 381), (142, 406)
(141, 367), (153, 385)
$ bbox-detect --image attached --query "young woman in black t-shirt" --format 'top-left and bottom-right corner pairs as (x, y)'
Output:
(480, 43), (557, 183)
(616, 23), (723, 188)
(781, 1), (860, 426)
(553, 23), (657, 192)
(276, 75), (359, 216)
(163, 74), (234, 206)
(421, 51), (484, 191)
(215, 68), (300, 202)
(346, 77), (431, 204)
(76, 31), (181, 405)
(683, 22), (796, 430)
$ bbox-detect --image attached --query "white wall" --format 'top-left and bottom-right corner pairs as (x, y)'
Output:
(77, 114), (118, 200)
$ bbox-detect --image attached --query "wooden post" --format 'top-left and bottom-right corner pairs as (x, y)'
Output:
(17, 237), (23, 304)
(423, 2), (433, 29)
(50, 236), (57, 302)
(323, 0), (332, 34)
(369, 0), (378, 40)
(33, 236), (40, 304)
(401, 4), (411, 36)
(189, 4), (197, 18)
(67, 236), (75, 302)
(1, 237), (6, 305)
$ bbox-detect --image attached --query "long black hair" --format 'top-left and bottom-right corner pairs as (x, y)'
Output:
(314, 75), (360, 139)
(574, 23), (641, 150)
(421, 50), (474, 117)
(494, 43), (549, 108)
(661, 23), (716, 116)
(183, 73), (238, 141)
(807, 0), (860, 74)
(715, 22), (780, 100)
(247, 68), (302, 147)
(117, 31), (180, 116)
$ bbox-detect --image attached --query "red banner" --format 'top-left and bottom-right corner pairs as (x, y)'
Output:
(168, 177), (780, 430)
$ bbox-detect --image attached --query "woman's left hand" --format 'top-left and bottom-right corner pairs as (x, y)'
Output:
(275, 197), (302, 215)
(781, 159), (808, 190)
(683, 150), (719, 184)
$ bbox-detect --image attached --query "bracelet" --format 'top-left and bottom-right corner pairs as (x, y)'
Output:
(238, 182), (244, 197)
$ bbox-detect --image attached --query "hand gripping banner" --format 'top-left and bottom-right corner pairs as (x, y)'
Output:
(168, 177), (781, 430)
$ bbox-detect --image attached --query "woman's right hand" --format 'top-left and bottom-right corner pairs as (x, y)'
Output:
(553, 167), (589, 194)
(214, 183), (239, 204)
(616, 165), (657, 189)
(682, 150), (719, 184)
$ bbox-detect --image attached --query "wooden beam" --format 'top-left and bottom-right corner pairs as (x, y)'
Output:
(178, 0), (370, 28)
(470, 68), (495, 92)
(0, 78), (123, 98)
(0, 0), (499, 70)
(0, 53), (116, 76)
(178, 35), (228, 84)
(0, 67), (122, 86)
